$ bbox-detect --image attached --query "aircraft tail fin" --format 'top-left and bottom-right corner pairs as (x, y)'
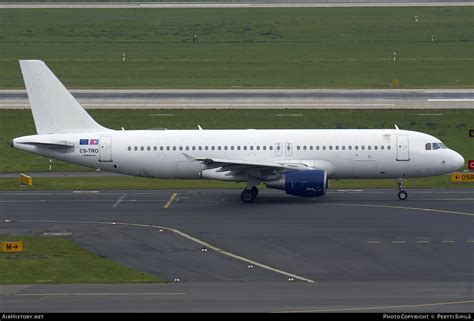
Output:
(19, 60), (109, 134)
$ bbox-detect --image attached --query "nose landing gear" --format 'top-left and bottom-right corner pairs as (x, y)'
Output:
(397, 178), (408, 200)
(241, 186), (259, 203)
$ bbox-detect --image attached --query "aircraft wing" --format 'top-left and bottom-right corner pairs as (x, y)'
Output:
(185, 154), (336, 181)
(194, 157), (309, 171)
(186, 155), (312, 181)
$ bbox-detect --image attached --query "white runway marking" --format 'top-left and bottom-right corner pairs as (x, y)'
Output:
(42, 232), (72, 236)
(425, 90), (474, 93)
(428, 99), (474, 102)
(323, 203), (474, 217)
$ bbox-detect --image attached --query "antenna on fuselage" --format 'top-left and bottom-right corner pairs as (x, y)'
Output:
(395, 124), (400, 130)
(198, 125), (203, 130)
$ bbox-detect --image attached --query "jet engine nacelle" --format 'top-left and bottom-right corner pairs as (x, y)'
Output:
(266, 170), (327, 197)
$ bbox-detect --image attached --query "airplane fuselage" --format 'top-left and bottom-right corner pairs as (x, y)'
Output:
(14, 128), (463, 181)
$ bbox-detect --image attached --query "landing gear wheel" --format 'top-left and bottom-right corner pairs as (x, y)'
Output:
(241, 188), (257, 203)
(397, 190), (408, 201)
(251, 186), (259, 197)
(396, 178), (408, 201)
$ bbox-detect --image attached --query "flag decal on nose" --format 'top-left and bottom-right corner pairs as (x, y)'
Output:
(90, 139), (99, 145)
(79, 139), (89, 145)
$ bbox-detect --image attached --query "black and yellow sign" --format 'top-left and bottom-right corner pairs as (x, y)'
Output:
(470, 129), (474, 138)
(451, 173), (474, 183)
(1, 241), (23, 253)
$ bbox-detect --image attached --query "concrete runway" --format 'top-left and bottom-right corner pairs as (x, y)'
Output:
(1, 89), (473, 109)
(1, 1), (472, 9)
(0, 188), (473, 312)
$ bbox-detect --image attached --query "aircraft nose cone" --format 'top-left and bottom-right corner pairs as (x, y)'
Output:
(452, 152), (464, 170)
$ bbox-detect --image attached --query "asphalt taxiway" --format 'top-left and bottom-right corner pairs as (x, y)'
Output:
(0, 188), (473, 312)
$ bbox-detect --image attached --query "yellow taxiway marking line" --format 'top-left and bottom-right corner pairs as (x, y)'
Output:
(281, 300), (474, 313)
(163, 225), (315, 283)
(323, 203), (474, 217)
(13, 219), (314, 284)
(163, 193), (178, 209)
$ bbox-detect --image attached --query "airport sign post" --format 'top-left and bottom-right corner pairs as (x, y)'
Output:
(19, 173), (32, 186)
(451, 172), (474, 183)
(1, 241), (23, 253)
(468, 160), (474, 170)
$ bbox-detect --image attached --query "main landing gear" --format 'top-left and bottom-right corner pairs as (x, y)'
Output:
(241, 186), (259, 203)
(397, 178), (408, 201)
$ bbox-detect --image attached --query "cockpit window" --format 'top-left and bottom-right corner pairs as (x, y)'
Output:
(427, 142), (448, 150)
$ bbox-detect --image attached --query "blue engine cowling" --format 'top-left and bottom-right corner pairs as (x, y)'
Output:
(266, 170), (327, 197)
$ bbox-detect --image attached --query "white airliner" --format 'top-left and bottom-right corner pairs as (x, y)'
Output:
(12, 60), (465, 202)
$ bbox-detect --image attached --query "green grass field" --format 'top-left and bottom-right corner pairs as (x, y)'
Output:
(1, 108), (473, 189)
(0, 235), (163, 284)
(1, 7), (473, 88)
